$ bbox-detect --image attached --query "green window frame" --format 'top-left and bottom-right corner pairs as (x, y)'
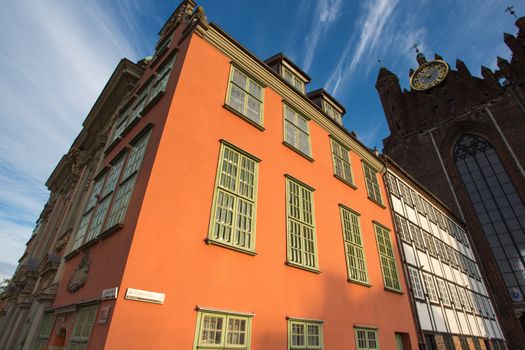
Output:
(226, 66), (264, 126)
(330, 138), (354, 185)
(32, 312), (55, 350)
(374, 223), (401, 292)
(286, 176), (318, 271)
(340, 205), (368, 284)
(323, 100), (342, 124)
(362, 163), (383, 205)
(288, 319), (323, 350)
(194, 310), (252, 350)
(284, 104), (311, 157)
(68, 305), (98, 350)
(354, 327), (379, 350)
(282, 65), (305, 93)
(209, 142), (260, 253)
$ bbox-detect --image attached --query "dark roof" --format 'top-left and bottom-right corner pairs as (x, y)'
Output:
(264, 53), (311, 82)
(307, 88), (346, 114)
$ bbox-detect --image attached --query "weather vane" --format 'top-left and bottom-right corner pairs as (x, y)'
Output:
(505, 6), (517, 18)
(410, 42), (420, 54)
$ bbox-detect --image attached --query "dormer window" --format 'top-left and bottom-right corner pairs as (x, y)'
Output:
(307, 89), (346, 126)
(282, 64), (305, 93)
(323, 101), (342, 125)
(264, 53), (310, 94)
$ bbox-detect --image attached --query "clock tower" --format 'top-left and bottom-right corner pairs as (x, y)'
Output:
(376, 19), (525, 349)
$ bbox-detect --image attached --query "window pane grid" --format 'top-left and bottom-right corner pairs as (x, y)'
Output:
(363, 163), (382, 204)
(393, 214), (411, 242)
(289, 320), (322, 349)
(287, 178), (317, 270)
(197, 312), (250, 349)
(227, 67), (263, 125)
(423, 273), (439, 303)
(340, 207), (368, 283)
(284, 105), (311, 156)
(355, 328), (379, 350)
(331, 140), (353, 183)
(408, 267), (425, 299)
(375, 224), (401, 291)
(210, 144), (258, 251)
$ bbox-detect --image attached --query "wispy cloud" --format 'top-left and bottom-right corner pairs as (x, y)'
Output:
(302, 0), (343, 73)
(0, 0), (150, 271)
(326, 0), (399, 95)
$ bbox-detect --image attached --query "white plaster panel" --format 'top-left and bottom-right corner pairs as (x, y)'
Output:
(403, 243), (416, 266)
(430, 222), (440, 238)
(466, 313), (479, 336)
(457, 312), (469, 334)
(417, 302), (433, 331)
(493, 320), (503, 339)
(418, 253), (430, 272)
(431, 257), (443, 277)
(392, 196), (404, 214)
(432, 305), (447, 332)
(488, 320), (497, 338)
(443, 264), (454, 281)
(419, 214), (429, 231)
(453, 268), (463, 284)
(446, 308), (459, 334)
(406, 207), (417, 224)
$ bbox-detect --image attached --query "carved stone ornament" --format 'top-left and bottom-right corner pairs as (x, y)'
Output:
(67, 253), (90, 293)
(54, 229), (72, 252)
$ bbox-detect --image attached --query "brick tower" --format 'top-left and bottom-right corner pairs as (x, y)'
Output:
(377, 17), (525, 349)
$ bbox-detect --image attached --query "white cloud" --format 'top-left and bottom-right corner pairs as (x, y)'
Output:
(0, 0), (148, 270)
(302, 0), (343, 72)
(326, 0), (399, 95)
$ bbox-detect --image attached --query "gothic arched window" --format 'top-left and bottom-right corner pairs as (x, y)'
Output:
(454, 134), (525, 302)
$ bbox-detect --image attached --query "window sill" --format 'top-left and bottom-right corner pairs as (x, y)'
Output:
(205, 238), (257, 256)
(384, 287), (403, 295)
(334, 174), (357, 190)
(141, 91), (165, 117)
(79, 238), (99, 251)
(104, 137), (121, 155)
(367, 196), (386, 209)
(223, 104), (265, 131)
(285, 261), (320, 274)
(347, 279), (371, 288)
(99, 224), (124, 240)
(121, 116), (141, 139)
(64, 249), (80, 261)
(282, 142), (314, 162)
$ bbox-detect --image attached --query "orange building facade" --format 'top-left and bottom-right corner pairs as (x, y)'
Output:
(0, 1), (421, 349)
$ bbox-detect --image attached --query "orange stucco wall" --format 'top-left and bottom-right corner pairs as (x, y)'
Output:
(102, 32), (419, 349)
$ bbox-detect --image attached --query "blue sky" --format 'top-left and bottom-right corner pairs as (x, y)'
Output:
(0, 0), (518, 278)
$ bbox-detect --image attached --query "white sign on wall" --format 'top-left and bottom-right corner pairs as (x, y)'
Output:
(125, 288), (165, 304)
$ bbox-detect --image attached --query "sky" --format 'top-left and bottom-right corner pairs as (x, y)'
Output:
(0, 0), (519, 279)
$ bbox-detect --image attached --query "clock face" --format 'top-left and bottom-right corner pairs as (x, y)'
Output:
(410, 60), (449, 91)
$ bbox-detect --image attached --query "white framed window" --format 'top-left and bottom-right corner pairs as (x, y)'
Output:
(435, 278), (451, 306)
(422, 273), (439, 303)
(194, 310), (252, 350)
(385, 173), (400, 197)
(288, 319), (323, 350)
(393, 214), (411, 243)
(286, 176), (318, 271)
(330, 138), (353, 185)
(363, 163), (383, 204)
(284, 104), (311, 157)
(226, 66), (264, 126)
(407, 266), (425, 300)
(340, 205), (368, 284)
(282, 65), (305, 93)
(408, 223), (425, 251)
(355, 327), (379, 350)
(322, 100), (342, 124)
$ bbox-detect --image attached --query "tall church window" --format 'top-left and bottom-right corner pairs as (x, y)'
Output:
(454, 134), (525, 302)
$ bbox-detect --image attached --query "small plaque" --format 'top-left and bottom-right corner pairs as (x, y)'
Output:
(101, 287), (118, 300)
(98, 305), (111, 324)
(125, 288), (165, 304)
